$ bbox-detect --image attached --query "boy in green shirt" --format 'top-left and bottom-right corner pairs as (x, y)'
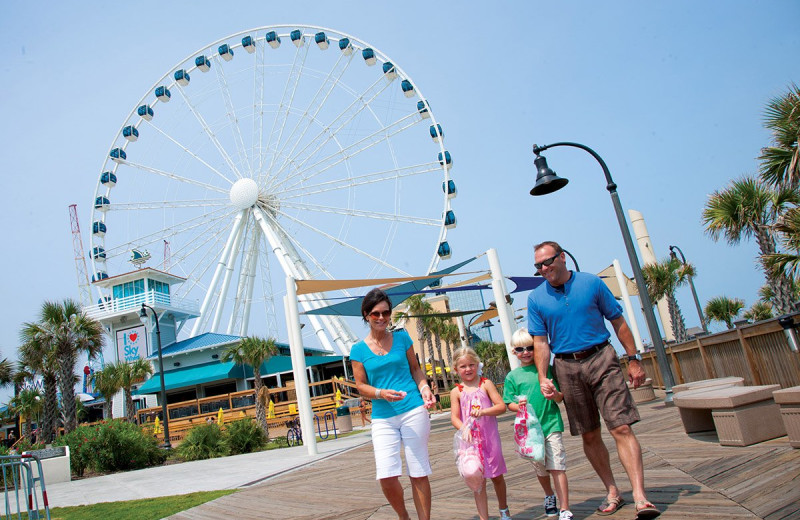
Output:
(504, 329), (572, 520)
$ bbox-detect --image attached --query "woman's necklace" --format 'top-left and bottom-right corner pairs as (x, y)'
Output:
(369, 334), (390, 356)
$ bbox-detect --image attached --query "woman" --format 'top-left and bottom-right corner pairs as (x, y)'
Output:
(351, 288), (436, 520)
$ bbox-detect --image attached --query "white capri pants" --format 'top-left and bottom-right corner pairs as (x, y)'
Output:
(371, 405), (432, 479)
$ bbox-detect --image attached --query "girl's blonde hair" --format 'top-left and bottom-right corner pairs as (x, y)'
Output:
(451, 346), (481, 367)
(511, 328), (534, 348)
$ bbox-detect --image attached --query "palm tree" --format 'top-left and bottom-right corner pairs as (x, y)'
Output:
(743, 301), (773, 323)
(440, 322), (461, 388)
(702, 176), (799, 314)
(704, 296), (745, 330)
(642, 257), (696, 343)
(425, 315), (447, 388)
(393, 295), (433, 371)
(764, 206), (800, 284)
(113, 358), (154, 423)
(17, 336), (59, 442)
(10, 388), (42, 438)
(473, 341), (510, 384)
(221, 337), (277, 439)
(91, 364), (122, 420)
(759, 83), (800, 187)
(0, 358), (13, 386)
(23, 299), (105, 433)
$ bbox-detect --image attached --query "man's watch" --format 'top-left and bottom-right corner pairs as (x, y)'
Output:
(625, 353), (642, 362)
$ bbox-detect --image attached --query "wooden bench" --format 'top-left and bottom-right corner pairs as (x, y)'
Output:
(672, 376), (745, 394)
(671, 377), (745, 433)
(673, 384), (786, 446)
(773, 386), (800, 448)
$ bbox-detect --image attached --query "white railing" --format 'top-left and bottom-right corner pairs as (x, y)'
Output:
(83, 290), (200, 319)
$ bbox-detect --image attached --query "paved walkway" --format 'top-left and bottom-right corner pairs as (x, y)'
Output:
(43, 425), (377, 507)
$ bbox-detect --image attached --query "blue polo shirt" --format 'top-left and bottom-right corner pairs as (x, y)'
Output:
(528, 271), (623, 354)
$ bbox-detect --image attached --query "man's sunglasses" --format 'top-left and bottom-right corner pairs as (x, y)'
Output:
(534, 253), (561, 271)
(369, 310), (392, 319)
(513, 346), (535, 353)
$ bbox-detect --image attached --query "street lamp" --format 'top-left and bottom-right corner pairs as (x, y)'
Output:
(139, 303), (171, 449)
(669, 245), (707, 333)
(530, 142), (676, 400)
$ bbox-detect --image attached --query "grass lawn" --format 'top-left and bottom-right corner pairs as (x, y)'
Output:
(37, 490), (236, 520)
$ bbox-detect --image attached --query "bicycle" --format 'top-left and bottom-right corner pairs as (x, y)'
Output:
(286, 417), (303, 447)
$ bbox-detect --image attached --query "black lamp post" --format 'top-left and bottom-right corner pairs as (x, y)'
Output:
(530, 142), (676, 400)
(669, 245), (707, 333)
(139, 303), (171, 449)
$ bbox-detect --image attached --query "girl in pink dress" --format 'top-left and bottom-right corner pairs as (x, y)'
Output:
(450, 347), (511, 520)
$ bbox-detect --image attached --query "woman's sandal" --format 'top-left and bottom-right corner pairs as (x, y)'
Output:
(596, 495), (625, 516)
(634, 501), (661, 520)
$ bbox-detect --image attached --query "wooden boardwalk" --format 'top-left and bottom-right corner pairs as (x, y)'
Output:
(170, 393), (800, 520)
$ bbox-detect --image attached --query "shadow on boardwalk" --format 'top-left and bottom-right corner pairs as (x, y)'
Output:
(170, 392), (800, 520)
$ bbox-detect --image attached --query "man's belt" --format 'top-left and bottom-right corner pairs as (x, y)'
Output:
(554, 341), (610, 360)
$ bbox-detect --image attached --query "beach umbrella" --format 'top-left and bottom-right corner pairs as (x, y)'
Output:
(217, 407), (224, 425)
(154, 416), (161, 435)
(268, 400), (276, 418)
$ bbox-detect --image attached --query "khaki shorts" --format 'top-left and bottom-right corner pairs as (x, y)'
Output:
(529, 432), (566, 476)
(553, 344), (640, 436)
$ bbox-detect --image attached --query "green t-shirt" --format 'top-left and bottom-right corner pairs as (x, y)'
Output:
(503, 364), (564, 437)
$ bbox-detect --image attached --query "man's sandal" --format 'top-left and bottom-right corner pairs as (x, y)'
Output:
(595, 496), (625, 516)
(634, 501), (661, 520)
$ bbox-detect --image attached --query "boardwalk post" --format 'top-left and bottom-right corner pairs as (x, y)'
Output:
(284, 277), (318, 455)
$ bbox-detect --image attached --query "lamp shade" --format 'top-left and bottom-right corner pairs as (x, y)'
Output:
(530, 155), (569, 196)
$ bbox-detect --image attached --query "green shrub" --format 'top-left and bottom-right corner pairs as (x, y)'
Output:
(177, 423), (228, 461)
(225, 418), (267, 455)
(54, 420), (165, 476)
(54, 424), (96, 477)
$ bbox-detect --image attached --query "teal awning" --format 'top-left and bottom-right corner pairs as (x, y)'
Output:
(136, 361), (239, 394)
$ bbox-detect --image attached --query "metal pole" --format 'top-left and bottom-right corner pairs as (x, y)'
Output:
(284, 278), (318, 455)
(142, 303), (171, 449)
(613, 259), (644, 352)
(533, 142), (676, 401)
(487, 248), (520, 370)
(670, 245), (707, 332)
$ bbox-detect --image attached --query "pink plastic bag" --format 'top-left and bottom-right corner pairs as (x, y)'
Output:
(453, 415), (484, 492)
(513, 395), (545, 463)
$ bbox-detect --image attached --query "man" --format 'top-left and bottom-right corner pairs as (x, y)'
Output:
(528, 241), (661, 519)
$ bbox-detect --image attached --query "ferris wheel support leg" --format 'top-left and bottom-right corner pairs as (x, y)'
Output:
(284, 280), (318, 456)
(231, 232), (260, 335)
(253, 208), (336, 352)
(487, 248), (520, 370)
(191, 211), (246, 337)
(211, 213), (248, 332)
(274, 225), (357, 354)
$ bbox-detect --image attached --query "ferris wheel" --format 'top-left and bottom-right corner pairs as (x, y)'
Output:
(89, 25), (457, 354)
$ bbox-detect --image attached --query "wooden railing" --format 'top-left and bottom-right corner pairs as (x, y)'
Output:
(138, 378), (360, 444)
(624, 312), (800, 389)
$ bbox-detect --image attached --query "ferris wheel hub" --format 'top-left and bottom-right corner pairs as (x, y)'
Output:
(229, 178), (259, 209)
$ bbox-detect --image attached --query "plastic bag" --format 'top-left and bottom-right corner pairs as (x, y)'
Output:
(513, 395), (545, 463)
(453, 415), (484, 492)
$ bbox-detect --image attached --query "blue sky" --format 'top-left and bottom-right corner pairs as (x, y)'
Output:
(1, 1), (798, 402)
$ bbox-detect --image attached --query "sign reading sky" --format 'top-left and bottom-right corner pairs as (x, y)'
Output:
(116, 325), (147, 363)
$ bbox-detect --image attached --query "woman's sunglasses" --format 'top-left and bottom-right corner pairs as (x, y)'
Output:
(369, 310), (392, 319)
(513, 346), (535, 353)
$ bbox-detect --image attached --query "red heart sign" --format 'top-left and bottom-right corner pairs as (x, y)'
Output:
(129, 333), (138, 342)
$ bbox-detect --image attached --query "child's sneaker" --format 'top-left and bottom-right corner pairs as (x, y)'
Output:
(499, 508), (513, 520)
(558, 510), (573, 520)
(544, 495), (558, 517)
